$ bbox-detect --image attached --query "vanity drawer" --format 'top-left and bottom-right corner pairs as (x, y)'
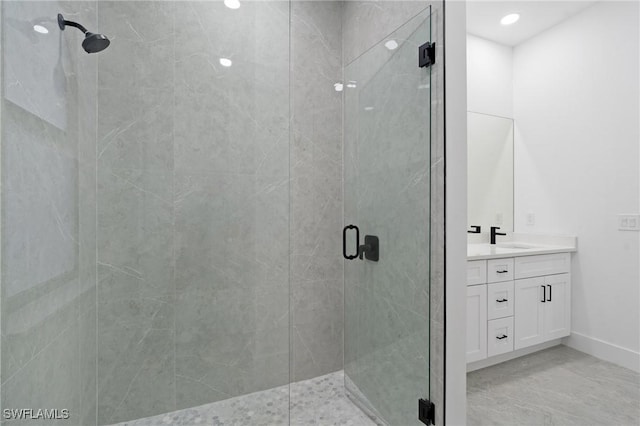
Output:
(467, 260), (487, 286)
(487, 281), (514, 320)
(515, 253), (570, 279)
(487, 258), (514, 283)
(487, 317), (514, 357)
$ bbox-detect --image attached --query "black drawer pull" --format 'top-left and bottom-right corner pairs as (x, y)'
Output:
(496, 270), (508, 274)
(496, 335), (508, 340)
(496, 298), (508, 303)
(547, 284), (552, 302)
(541, 285), (546, 303)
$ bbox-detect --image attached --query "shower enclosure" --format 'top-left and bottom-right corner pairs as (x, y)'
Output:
(344, 8), (434, 426)
(0, 1), (444, 425)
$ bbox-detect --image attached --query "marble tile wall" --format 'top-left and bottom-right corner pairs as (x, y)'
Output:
(96, 1), (291, 423)
(173, 1), (290, 411)
(96, 2), (176, 423)
(1, 1), (98, 424)
(96, 1), (347, 421)
(290, 0), (344, 382)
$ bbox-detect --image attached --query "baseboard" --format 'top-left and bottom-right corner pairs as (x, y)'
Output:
(467, 339), (562, 372)
(563, 332), (640, 373)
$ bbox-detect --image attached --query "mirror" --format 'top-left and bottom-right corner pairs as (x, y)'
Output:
(467, 111), (514, 232)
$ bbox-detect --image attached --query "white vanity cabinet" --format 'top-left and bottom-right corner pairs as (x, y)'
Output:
(514, 272), (571, 348)
(466, 252), (571, 365)
(466, 284), (487, 362)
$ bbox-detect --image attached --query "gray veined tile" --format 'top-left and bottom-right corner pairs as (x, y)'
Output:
(97, 87), (174, 173)
(98, 328), (175, 425)
(176, 1), (289, 71)
(173, 59), (288, 175)
(467, 346), (640, 426)
(98, 1), (175, 91)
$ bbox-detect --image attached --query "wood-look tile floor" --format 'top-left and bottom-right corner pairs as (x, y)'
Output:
(467, 345), (640, 426)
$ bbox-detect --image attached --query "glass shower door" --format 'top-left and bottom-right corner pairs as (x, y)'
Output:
(343, 7), (432, 426)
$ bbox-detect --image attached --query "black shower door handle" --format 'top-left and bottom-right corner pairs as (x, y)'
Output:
(343, 225), (359, 260)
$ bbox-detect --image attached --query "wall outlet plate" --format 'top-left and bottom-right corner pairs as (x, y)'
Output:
(526, 212), (535, 226)
(618, 214), (640, 231)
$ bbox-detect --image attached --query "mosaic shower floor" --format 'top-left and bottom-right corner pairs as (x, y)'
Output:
(112, 371), (377, 426)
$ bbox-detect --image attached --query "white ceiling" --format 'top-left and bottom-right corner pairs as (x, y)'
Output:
(466, 1), (597, 46)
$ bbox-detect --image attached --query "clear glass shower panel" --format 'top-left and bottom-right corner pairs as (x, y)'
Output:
(344, 7), (432, 426)
(1, 0), (290, 424)
(1, 1), (98, 424)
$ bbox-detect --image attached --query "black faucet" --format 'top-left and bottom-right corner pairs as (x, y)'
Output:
(490, 226), (506, 244)
(468, 225), (481, 234)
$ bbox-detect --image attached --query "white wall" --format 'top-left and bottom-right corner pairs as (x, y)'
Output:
(466, 34), (513, 118)
(466, 35), (515, 234)
(513, 1), (640, 370)
(446, 1), (468, 425)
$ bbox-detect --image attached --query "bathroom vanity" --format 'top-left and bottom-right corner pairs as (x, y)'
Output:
(466, 236), (577, 370)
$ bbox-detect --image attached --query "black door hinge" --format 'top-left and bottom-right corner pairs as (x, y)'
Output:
(418, 398), (435, 425)
(418, 42), (436, 68)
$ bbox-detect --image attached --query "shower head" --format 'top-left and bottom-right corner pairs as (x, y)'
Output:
(58, 13), (110, 53)
(82, 32), (110, 53)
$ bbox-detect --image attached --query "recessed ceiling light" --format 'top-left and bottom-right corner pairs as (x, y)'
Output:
(500, 13), (520, 26)
(224, 0), (241, 9)
(219, 58), (232, 67)
(384, 40), (398, 50)
(334, 83), (343, 92)
(346, 81), (357, 89)
(364, 106), (374, 111)
(33, 24), (49, 34)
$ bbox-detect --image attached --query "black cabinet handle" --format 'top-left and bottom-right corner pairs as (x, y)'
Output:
(496, 298), (508, 303)
(547, 284), (552, 302)
(496, 335), (508, 340)
(541, 285), (546, 303)
(496, 270), (508, 274)
(343, 225), (359, 260)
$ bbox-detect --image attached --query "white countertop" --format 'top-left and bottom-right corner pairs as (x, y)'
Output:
(467, 233), (577, 260)
(467, 243), (577, 260)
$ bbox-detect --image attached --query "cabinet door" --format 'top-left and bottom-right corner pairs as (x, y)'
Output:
(514, 277), (545, 350)
(466, 285), (487, 363)
(544, 273), (571, 340)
